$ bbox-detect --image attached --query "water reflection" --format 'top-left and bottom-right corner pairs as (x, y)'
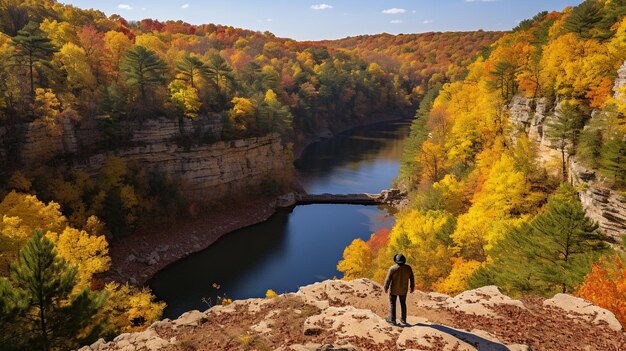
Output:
(150, 119), (411, 318)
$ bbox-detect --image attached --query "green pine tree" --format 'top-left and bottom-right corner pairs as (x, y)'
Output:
(600, 137), (626, 187)
(489, 61), (518, 101)
(469, 184), (608, 296)
(546, 101), (584, 182)
(10, 21), (57, 98)
(206, 54), (235, 109)
(578, 128), (604, 169)
(258, 90), (293, 140)
(0, 231), (106, 351)
(563, 0), (604, 39)
(120, 45), (167, 105)
(0, 276), (27, 350)
(175, 53), (210, 89)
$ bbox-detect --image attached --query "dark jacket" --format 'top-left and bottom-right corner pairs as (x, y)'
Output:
(383, 264), (414, 296)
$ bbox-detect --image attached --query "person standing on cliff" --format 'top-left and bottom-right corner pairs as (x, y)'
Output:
(383, 253), (414, 326)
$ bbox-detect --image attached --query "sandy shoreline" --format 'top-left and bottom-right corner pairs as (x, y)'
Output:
(104, 113), (409, 286)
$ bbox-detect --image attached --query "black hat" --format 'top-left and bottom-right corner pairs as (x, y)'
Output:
(394, 253), (406, 265)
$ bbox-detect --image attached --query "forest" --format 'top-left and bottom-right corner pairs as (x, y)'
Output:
(0, 1), (503, 350)
(339, 0), (626, 327)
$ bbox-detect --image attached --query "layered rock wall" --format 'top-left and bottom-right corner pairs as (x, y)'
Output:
(507, 61), (626, 239)
(570, 160), (626, 238)
(17, 114), (223, 165)
(75, 133), (289, 201)
(4, 113), (289, 202)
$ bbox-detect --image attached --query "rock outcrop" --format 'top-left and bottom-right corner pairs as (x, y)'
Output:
(569, 159), (626, 239)
(74, 133), (289, 201)
(5, 114), (291, 202)
(80, 279), (625, 351)
(506, 60), (626, 239)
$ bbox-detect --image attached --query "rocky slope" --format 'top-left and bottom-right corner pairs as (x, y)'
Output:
(507, 60), (626, 240)
(80, 279), (625, 351)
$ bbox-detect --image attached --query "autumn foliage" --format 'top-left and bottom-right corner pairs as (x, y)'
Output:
(339, 0), (625, 323)
(578, 257), (626, 326)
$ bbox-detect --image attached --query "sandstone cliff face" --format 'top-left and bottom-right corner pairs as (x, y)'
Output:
(74, 133), (289, 201)
(6, 114), (289, 202)
(507, 61), (626, 240)
(17, 114), (223, 165)
(79, 279), (625, 351)
(570, 159), (626, 238)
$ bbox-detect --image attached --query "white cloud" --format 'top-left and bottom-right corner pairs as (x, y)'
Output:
(118, 4), (133, 10)
(465, 0), (498, 2)
(412, 10), (416, 14)
(382, 8), (406, 14)
(311, 4), (333, 10)
(390, 20), (403, 24)
(423, 20), (434, 24)
(267, 18), (273, 22)
(181, 4), (189, 9)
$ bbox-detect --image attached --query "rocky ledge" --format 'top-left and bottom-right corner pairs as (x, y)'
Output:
(80, 279), (625, 351)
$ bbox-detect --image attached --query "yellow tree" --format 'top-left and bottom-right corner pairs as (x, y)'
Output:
(45, 227), (110, 289)
(337, 238), (373, 280)
(451, 153), (530, 261)
(433, 258), (482, 295)
(169, 80), (201, 119)
(100, 282), (166, 333)
(33, 88), (63, 136)
(228, 96), (256, 132)
(104, 30), (132, 80)
(39, 19), (77, 47)
(381, 210), (453, 290)
(1, 191), (65, 273)
(55, 42), (96, 90)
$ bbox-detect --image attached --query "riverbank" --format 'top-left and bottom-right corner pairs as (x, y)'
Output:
(104, 113), (411, 286)
(103, 195), (281, 285)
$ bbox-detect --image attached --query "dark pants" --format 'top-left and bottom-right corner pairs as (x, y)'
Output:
(389, 294), (407, 322)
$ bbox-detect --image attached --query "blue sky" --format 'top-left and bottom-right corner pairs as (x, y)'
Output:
(62, 0), (584, 41)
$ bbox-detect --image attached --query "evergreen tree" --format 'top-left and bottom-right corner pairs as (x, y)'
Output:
(598, 0), (626, 39)
(175, 53), (209, 89)
(10, 21), (57, 98)
(469, 185), (607, 296)
(489, 61), (517, 101)
(206, 54), (234, 109)
(546, 101), (584, 182)
(578, 128), (604, 168)
(120, 45), (167, 104)
(600, 137), (626, 187)
(564, 0), (604, 39)
(0, 276), (26, 350)
(0, 231), (106, 351)
(258, 89), (293, 140)
(399, 86), (439, 187)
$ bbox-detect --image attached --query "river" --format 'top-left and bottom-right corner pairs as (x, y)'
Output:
(150, 118), (412, 318)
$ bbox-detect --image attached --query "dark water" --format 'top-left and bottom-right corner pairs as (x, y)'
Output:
(150, 119), (411, 318)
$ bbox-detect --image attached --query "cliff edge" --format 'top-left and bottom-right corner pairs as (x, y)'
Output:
(80, 279), (625, 351)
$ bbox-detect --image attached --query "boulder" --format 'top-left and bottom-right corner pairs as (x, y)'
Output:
(173, 310), (208, 328)
(544, 294), (623, 332)
(445, 285), (526, 318)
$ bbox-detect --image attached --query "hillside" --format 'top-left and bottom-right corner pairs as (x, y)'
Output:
(0, 0), (501, 240)
(337, 0), (626, 332)
(0, 1), (507, 349)
(80, 279), (625, 351)
(322, 31), (504, 94)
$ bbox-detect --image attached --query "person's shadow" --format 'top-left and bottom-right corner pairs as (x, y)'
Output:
(395, 323), (511, 351)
